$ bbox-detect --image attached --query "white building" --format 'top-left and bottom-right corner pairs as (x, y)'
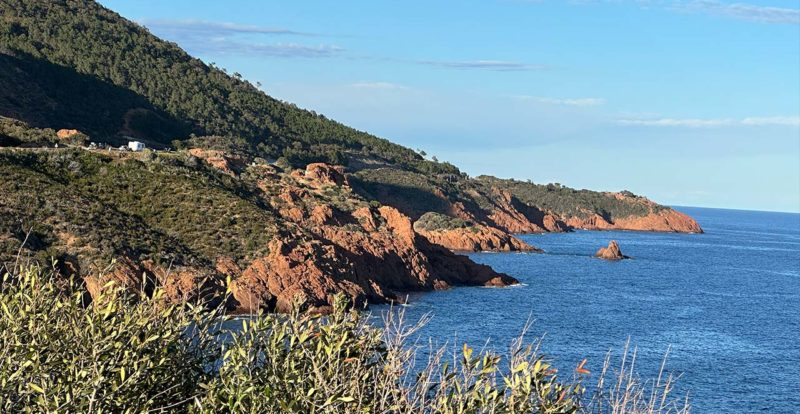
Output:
(128, 141), (145, 152)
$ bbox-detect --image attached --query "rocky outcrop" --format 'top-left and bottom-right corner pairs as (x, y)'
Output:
(416, 224), (540, 252)
(565, 208), (702, 233)
(56, 129), (80, 139)
(229, 204), (517, 313)
(54, 128), (88, 145)
(304, 163), (349, 187)
(594, 240), (629, 260)
(187, 148), (249, 175)
(83, 257), (224, 305)
(454, 189), (570, 235)
(486, 189), (548, 233)
(413, 210), (539, 252)
(56, 129), (81, 139)
(222, 168), (517, 314)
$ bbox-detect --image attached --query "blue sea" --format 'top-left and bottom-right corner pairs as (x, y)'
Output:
(373, 207), (800, 413)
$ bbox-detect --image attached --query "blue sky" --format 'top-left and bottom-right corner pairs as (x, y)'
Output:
(100, 0), (800, 212)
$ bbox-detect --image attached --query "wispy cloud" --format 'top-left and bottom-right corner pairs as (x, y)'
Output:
(418, 60), (548, 71)
(349, 81), (410, 90)
(526, 0), (799, 25)
(740, 116), (800, 126)
(673, 0), (800, 25)
(139, 19), (342, 58)
(617, 116), (800, 127)
(201, 41), (343, 58)
(516, 96), (606, 106)
(140, 19), (316, 37)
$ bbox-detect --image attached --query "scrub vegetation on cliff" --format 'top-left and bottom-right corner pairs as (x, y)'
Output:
(0, 133), (517, 313)
(0, 262), (690, 414)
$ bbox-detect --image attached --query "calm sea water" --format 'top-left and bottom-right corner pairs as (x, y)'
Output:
(372, 207), (800, 413)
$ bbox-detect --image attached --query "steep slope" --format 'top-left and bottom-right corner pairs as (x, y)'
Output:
(0, 0), (448, 173)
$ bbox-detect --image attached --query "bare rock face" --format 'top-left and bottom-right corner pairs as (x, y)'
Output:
(413, 210), (541, 252)
(56, 129), (80, 139)
(415, 224), (541, 253)
(594, 240), (630, 260)
(542, 213), (570, 232)
(83, 256), (148, 300)
(231, 196), (518, 313)
(487, 189), (548, 233)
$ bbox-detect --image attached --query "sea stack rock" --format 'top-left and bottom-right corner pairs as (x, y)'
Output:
(594, 240), (629, 260)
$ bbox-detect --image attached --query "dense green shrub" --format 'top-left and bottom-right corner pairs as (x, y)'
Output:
(475, 177), (666, 220)
(0, 116), (57, 147)
(0, 263), (219, 412)
(414, 212), (474, 231)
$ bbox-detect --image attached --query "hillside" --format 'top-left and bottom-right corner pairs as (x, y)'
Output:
(0, 0), (701, 310)
(0, 122), (512, 312)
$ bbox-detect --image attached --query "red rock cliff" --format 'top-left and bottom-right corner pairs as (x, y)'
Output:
(415, 223), (540, 253)
(563, 193), (702, 233)
(226, 166), (517, 313)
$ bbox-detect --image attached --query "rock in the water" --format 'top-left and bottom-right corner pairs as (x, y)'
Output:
(594, 240), (629, 260)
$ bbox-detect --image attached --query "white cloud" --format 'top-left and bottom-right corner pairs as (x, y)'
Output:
(517, 96), (606, 106)
(616, 116), (800, 127)
(418, 59), (548, 71)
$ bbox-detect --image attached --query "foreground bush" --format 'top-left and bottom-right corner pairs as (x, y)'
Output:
(0, 263), (689, 413)
(0, 264), (219, 412)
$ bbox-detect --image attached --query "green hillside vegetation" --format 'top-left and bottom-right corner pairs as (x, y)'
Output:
(0, 0), (441, 170)
(474, 176), (667, 221)
(0, 116), (59, 146)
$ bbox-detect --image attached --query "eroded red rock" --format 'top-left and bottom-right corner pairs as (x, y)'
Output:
(594, 240), (629, 260)
(56, 129), (80, 139)
(415, 223), (540, 253)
